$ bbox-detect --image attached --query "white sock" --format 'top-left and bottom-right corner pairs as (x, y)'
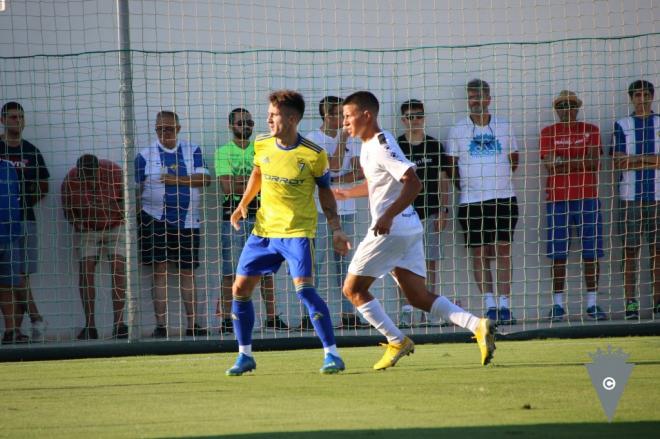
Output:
(324, 344), (340, 357)
(498, 295), (509, 309)
(357, 299), (404, 344)
(429, 296), (480, 333)
(484, 292), (496, 309)
(238, 344), (253, 357)
(553, 292), (565, 306)
(586, 292), (597, 308)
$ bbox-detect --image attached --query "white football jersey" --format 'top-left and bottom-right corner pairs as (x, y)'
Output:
(359, 130), (422, 236)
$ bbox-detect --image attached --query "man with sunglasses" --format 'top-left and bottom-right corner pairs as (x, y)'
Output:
(447, 79), (519, 326)
(396, 99), (450, 327)
(540, 90), (605, 322)
(214, 108), (288, 334)
(136, 111), (211, 338)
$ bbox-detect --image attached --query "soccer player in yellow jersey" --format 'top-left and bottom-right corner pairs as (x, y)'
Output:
(226, 90), (351, 376)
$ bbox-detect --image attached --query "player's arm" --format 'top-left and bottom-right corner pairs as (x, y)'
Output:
(509, 151), (520, 173)
(437, 167), (450, 231)
(161, 173), (211, 187)
(318, 172), (350, 256)
(230, 166), (261, 230)
(333, 177), (368, 200)
(445, 155), (461, 190)
(372, 167), (422, 236)
(333, 156), (364, 184)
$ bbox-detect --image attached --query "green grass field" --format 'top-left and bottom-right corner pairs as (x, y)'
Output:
(1, 336), (659, 438)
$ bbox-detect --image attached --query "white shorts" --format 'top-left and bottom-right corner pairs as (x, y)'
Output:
(74, 225), (127, 260)
(348, 232), (426, 279)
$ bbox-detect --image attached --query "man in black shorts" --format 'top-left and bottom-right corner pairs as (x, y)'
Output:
(446, 79), (520, 325)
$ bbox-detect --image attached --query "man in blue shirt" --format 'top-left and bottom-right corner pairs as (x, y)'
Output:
(136, 111), (211, 337)
(612, 80), (660, 318)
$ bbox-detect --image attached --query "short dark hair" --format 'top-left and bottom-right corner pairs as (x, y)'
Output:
(269, 90), (305, 119)
(156, 110), (179, 125)
(319, 96), (343, 118)
(228, 107), (250, 124)
(343, 91), (379, 115)
(400, 99), (424, 115)
(76, 154), (100, 180)
(467, 79), (490, 96)
(1, 101), (24, 118)
(628, 80), (655, 99)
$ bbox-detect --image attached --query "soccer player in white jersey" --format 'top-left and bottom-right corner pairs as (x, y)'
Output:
(334, 91), (496, 369)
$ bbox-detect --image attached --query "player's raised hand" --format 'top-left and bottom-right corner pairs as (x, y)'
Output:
(332, 229), (352, 256)
(230, 204), (248, 231)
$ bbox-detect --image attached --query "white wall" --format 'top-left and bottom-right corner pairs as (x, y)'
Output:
(0, 0), (658, 339)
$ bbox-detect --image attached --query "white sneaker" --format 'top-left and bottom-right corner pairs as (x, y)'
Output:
(31, 319), (47, 341)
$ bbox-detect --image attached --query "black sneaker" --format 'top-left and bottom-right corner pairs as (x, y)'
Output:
(2, 330), (30, 345)
(186, 323), (207, 337)
(77, 327), (99, 340)
(625, 300), (640, 320)
(113, 323), (129, 339)
(265, 315), (289, 331)
(296, 315), (315, 331)
(152, 325), (168, 338)
(341, 314), (370, 329)
(219, 318), (233, 334)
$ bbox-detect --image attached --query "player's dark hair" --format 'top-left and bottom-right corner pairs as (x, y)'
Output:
(467, 78), (490, 97)
(628, 80), (655, 99)
(400, 99), (424, 115)
(343, 91), (379, 115)
(269, 89), (305, 119)
(1, 101), (24, 118)
(228, 107), (250, 124)
(319, 96), (343, 118)
(76, 154), (100, 180)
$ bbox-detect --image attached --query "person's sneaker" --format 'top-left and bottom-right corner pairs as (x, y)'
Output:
(77, 327), (98, 340)
(320, 353), (345, 374)
(485, 307), (498, 322)
(473, 318), (497, 366)
(296, 315), (315, 331)
(373, 336), (415, 370)
(226, 353), (257, 376)
(186, 324), (208, 337)
(497, 307), (517, 325)
(586, 305), (608, 321)
(548, 304), (566, 322)
(219, 318), (233, 334)
(625, 300), (640, 320)
(152, 325), (168, 338)
(31, 319), (47, 341)
(1, 330), (29, 345)
(341, 313), (370, 330)
(113, 323), (129, 339)
(264, 315), (289, 331)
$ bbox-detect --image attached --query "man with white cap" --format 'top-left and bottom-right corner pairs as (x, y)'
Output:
(540, 90), (606, 322)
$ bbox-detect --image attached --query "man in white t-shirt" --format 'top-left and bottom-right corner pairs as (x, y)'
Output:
(304, 96), (368, 330)
(446, 79), (520, 326)
(335, 91), (496, 370)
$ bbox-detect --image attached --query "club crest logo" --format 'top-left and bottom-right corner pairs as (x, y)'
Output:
(585, 345), (634, 422)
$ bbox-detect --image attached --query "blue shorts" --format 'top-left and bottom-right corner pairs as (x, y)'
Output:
(546, 199), (603, 260)
(236, 235), (314, 278)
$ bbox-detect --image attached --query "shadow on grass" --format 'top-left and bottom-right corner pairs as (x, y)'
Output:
(177, 422), (660, 439)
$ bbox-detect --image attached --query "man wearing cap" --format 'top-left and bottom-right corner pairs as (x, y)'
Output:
(612, 80), (660, 318)
(540, 90), (606, 322)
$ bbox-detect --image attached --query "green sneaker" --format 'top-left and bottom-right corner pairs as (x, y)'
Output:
(625, 300), (639, 320)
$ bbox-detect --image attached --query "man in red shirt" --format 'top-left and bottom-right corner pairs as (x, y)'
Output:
(62, 154), (128, 339)
(540, 90), (605, 322)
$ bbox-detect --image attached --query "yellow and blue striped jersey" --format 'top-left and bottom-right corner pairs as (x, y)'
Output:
(253, 134), (329, 237)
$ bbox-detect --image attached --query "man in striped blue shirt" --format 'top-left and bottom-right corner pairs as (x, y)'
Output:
(612, 80), (660, 318)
